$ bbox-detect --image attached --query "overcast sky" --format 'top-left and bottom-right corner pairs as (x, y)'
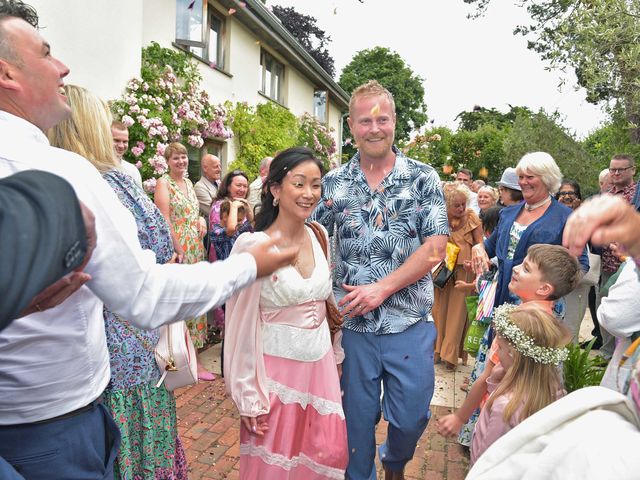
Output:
(270, 0), (606, 139)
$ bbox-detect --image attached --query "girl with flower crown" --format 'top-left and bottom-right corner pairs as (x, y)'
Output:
(470, 303), (570, 464)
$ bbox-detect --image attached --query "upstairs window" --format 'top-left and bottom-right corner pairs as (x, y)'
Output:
(259, 49), (284, 104)
(176, 1), (226, 69)
(313, 90), (328, 123)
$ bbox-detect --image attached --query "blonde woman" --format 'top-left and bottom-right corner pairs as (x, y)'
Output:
(432, 182), (483, 369)
(477, 186), (498, 214)
(48, 85), (187, 479)
(154, 143), (214, 380)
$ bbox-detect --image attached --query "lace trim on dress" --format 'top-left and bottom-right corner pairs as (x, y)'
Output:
(240, 443), (345, 479)
(266, 378), (345, 419)
(262, 321), (331, 362)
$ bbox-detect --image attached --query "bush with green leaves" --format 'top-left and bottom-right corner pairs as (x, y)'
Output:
(226, 101), (298, 179)
(563, 338), (608, 393)
(227, 102), (338, 178)
(111, 42), (232, 193)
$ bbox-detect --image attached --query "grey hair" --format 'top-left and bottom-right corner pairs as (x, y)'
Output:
(515, 152), (563, 195)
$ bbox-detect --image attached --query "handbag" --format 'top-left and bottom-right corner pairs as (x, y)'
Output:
(115, 313), (198, 391)
(432, 261), (454, 289)
(306, 222), (344, 342)
(154, 321), (198, 391)
(464, 319), (488, 357)
(581, 249), (601, 287)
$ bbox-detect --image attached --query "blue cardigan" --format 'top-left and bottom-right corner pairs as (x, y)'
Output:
(484, 198), (590, 308)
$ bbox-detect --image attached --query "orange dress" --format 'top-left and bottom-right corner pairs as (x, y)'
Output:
(433, 210), (481, 366)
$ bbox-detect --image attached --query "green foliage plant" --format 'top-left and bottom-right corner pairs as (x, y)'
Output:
(111, 42), (232, 193)
(400, 127), (454, 176)
(563, 338), (608, 393)
(226, 101), (298, 179)
(503, 110), (599, 193)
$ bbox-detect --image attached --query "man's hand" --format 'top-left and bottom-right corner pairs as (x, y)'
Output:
(246, 235), (299, 278)
(74, 202), (96, 272)
(339, 282), (389, 318)
(563, 194), (640, 258)
(20, 271), (92, 317)
(241, 415), (269, 436)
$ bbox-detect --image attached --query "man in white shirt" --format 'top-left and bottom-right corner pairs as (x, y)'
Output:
(194, 153), (221, 218)
(457, 168), (480, 214)
(248, 156), (272, 210)
(0, 2), (296, 478)
(111, 120), (143, 189)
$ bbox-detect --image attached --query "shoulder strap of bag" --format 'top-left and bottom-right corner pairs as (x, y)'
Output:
(307, 221), (328, 259)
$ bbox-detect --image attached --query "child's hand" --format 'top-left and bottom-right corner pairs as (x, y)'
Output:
(454, 280), (476, 292)
(436, 413), (463, 437)
(463, 260), (473, 273)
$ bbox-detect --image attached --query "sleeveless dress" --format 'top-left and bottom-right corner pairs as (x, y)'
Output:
(224, 228), (348, 479)
(162, 174), (207, 348)
(102, 170), (187, 479)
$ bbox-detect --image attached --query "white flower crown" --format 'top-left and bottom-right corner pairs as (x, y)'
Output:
(492, 303), (568, 366)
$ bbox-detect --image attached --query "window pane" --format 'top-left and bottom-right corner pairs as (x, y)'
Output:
(176, 0), (204, 47)
(314, 90), (327, 123)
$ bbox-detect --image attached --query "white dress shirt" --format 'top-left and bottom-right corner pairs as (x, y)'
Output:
(0, 112), (256, 424)
(118, 157), (143, 189)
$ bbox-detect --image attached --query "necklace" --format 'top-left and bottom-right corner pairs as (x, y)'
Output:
(524, 196), (551, 212)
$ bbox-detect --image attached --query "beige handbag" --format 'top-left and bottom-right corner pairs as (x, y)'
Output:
(581, 249), (601, 287)
(154, 321), (198, 391)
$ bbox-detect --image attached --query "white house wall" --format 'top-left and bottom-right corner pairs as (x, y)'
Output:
(30, 0), (143, 103)
(29, 0), (345, 166)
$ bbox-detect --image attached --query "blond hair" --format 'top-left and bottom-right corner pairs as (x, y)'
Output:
(443, 181), (471, 206)
(487, 304), (570, 424)
(525, 244), (580, 299)
(48, 85), (118, 173)
(349, 80), (396, 117)
(478, 185), (499, 203)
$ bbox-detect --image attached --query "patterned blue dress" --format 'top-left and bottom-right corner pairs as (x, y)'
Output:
(101, 170), (187, 479)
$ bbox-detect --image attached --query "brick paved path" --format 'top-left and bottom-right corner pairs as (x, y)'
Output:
(175, 378), (469, 479)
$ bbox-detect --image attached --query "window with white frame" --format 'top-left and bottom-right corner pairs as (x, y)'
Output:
(175, 0), (205, 49)
(175, 1), (226, 69)
(313, 90), (328, 123)
(259, 49), (284, 104)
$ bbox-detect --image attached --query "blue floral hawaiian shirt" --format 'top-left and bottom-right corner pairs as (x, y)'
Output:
(311, 147), (449, 334)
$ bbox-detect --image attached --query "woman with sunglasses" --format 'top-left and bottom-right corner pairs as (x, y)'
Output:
(208, 170), (253, 261)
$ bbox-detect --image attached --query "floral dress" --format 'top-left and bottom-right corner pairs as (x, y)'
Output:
(163, 174), (208, 347)
(102, 170), (187, 479)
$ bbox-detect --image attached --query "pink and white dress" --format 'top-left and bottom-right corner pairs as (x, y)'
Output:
(224, 227), (348, 480)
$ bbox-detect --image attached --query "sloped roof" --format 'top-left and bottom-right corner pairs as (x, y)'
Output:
(219, 0), (350, 110)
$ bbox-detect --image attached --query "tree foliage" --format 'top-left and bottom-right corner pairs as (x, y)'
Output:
(339, 47), (428, 142)
(503, 110), (599, 194)
(272, 5), (335, 77)
(464, 0), (640, 144)
(583, 108), (640, 167)
(456, 105), (533, 132)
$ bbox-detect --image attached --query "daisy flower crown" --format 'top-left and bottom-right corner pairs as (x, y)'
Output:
(492, 304), (568, 366)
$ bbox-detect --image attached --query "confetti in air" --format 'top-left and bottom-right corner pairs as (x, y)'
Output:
(370, 104), (380, 116)
(239, 1), (247, 7)
(228, 7), (236, 14)
(479, 167), (489, 178)
(209, 61), (216, 69)
(187, 0), (195, 9)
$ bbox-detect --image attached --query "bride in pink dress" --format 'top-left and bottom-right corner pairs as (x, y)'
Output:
(224, 147), (347, 479)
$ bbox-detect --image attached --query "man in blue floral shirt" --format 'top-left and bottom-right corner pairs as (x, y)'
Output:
(312, 81), (448, 480)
